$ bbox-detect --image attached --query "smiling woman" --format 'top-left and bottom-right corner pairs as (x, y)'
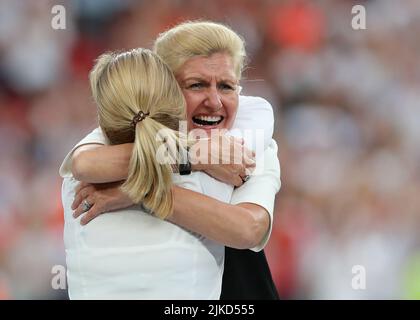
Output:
(176, 52), (239, 133)
(154, 21), (246, 136)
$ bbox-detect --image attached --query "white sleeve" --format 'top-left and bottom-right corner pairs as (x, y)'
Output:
(229, 95), (274, 153)
(59, 127), (109, 178)
(230, 139), (281, 252)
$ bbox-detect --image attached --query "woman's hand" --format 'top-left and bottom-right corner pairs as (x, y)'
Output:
(199, 164), (253, 187)
(189, 134), (256, 186)
(72, 181), (133, 225)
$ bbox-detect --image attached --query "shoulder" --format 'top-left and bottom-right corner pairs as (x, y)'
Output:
(239, 95), (273, 112)
(81, 127), (108, 145)
(237, 95), (274, 124)
(266, 139), (279, 153)
(59, 127), (108, 178)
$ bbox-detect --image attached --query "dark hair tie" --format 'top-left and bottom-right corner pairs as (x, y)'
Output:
(131, 110), (150, 127)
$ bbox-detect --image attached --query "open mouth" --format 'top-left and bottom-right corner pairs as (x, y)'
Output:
(192, 115), (224, 126)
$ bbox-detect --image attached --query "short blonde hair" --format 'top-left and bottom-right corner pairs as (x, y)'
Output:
(89, 48), (186, 219)
(154, 20), (246, 78)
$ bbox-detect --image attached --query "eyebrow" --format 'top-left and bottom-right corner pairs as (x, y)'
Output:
(182, 77), (237, 84)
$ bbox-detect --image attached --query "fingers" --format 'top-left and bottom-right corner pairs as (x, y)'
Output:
(230, 140), (255, 167)
(80, 204), (103, 225)
(73, 193), (104, 225)
(231, 136), (244, 145)
(73, 195), (95, 219)
(239, 170), (251, 182)
(72, 183), (87, 209)
(238, 165), (251, 182)
(72, 184), (95, 210)
(74, 181), (89, 195)
(243, 146), (256, 167)
(233, 175), (244, 187)
(244, 146), (256, 160)
(243, 154), (256, 168)
(238, 164), (246, 177)
(194, 134), (255, 167)
(71, 195), (82, 211)
(230, 164), (245, 187)
(245, 165), (255, 176)
(231, 143), (247, 164)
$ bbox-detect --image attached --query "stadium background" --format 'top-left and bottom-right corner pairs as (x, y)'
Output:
(0, 0), (419, 299)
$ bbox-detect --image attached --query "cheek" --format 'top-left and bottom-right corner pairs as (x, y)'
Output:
(183, 91), (200, 118)
(224, 97), (239, 122)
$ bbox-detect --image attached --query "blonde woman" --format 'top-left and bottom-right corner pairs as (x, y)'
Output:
(61, 21), (281, 299)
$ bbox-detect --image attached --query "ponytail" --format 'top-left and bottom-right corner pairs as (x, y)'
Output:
(89, 48), (186, 219)
(121, 117), (180, 219)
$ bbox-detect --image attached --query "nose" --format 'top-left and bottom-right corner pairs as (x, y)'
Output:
(204, 86), (222, 111)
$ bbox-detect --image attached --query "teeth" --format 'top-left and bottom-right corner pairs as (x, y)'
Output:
(194, 115), (222, 122)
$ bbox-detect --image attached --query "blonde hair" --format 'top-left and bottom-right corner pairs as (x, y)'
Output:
(154, 20), (246, 78)
(89, 48), (186, 219)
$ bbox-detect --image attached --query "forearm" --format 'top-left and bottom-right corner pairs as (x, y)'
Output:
(168, 186), (269, 249)
(72, 144), (132, 183)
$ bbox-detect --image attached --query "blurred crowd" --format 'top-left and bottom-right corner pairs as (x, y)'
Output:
(0, 0), (419, 299)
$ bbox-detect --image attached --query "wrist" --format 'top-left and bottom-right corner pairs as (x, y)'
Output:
(188, 138), (212, 172)
(179, 147), (192, 175)
(191, 163), (204, 172)
(188, 147), (204, 172)
(179, 162), (192, 175)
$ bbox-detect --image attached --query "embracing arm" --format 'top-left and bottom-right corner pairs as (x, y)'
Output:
(58, 127), (130, 183)
(230, 140), (281, 251)
(72, 182), (268, 249)
(67, 128), (273, 249)
(169, 139), (280, 250)
(72, 140), (280, 250)
(72, 143), (132, 183)
(169, 187), (269, 249)
(71, 134), (254, 185)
